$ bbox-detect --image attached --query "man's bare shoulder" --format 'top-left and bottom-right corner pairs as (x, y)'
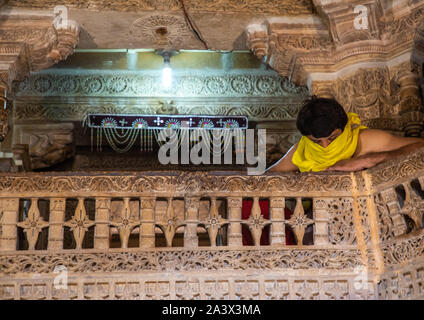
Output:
(357, 128), (424, 156)
(267, 143), (299, 172)
(358, 128), (389, 140)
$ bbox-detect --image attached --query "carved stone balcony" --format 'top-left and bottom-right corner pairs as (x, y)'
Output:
(0, 148), (423, 300)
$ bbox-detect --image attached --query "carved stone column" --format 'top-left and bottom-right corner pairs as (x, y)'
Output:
(398, 71), (424, 137)
(140, 197), (156, 248)
(94, 198), (110, 250)
(227, 197), (243, 246)
(313, 198), (329, 245)
(184, 197), (200, 248)
(48, 198), (66, 251)
(269, 197), (286, 245)
(0, 198), (19, 251)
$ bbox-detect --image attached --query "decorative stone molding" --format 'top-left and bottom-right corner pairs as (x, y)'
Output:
(399, 182), (424, 229)
(378, 256), (424, 300)
(0, 145), (421, 196)
(14, 71), (308, 98)
(380, 232), (424, 267)
(0, 248), (363, 274)
(0, 172), (356, 197)
(367, 147), (424, 189)
(0, 270), (380, 300)
(13, 102), (305, 123)
(7, 0), (315, 15)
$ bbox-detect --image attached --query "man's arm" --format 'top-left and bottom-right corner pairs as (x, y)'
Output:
(327, 129), (424, 171)
(267, 143), (299, 172)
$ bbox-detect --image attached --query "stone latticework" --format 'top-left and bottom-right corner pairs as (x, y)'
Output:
(0, 148), (423, 299)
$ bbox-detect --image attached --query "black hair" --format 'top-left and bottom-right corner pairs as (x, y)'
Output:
(296, 96), (348, 138)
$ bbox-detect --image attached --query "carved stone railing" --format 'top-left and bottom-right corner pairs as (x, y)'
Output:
(354, 148), (424, 300)
(0, 148), (423, 300)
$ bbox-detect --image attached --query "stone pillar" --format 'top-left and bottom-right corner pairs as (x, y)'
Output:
(398, 71), (424, 137)
(269, 197), (286, 245)
(313, 198), (330, 245)
(94, 198), (110, 250)
(140, 197), (156, 248)
(0, 198), (19, 251)
(184, 197), (200, 248)
(227, 197), (243, 246)
(48, 198), (66, 251)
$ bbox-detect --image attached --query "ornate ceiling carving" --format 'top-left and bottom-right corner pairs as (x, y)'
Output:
(246, 0), (424, 86)
(245, 0), (424, 136)
(128, 14), (196, 49)
(14, 71), (308, 98)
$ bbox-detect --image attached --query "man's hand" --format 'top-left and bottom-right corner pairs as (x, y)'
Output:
(326, 153), (387, 172)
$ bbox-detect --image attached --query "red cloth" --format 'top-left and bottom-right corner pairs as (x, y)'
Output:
(241, 199), (295, 245)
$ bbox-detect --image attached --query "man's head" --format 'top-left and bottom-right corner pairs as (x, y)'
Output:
(296, 97), (348, 148)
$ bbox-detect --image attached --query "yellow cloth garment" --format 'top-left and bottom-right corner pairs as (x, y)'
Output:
(292, 112), (367, 172)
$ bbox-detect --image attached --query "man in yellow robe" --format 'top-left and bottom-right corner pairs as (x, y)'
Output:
(268, 97), (424, 173)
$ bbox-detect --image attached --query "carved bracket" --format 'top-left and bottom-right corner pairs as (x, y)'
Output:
(0, 15), (80, 143)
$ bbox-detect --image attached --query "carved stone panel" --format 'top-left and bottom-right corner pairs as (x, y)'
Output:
(13, 123), (75, 170)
